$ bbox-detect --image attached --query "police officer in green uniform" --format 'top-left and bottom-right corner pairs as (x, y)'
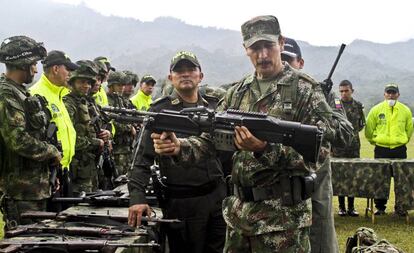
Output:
(128, 51), (226, 253)
(63, 60), (111, 194)
(0, 36), (61, 229)
(332, 80), (365, 217)
(107, 71), (136, 176)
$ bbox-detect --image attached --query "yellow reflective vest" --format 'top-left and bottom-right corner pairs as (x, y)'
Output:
(130, 90), (152, 111)
(30, 74), (76, 169)
(93, 85), (109, 107)
(365, 100), (413, 149)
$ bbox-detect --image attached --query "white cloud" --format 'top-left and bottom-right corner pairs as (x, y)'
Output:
(52, 0), (414, 46)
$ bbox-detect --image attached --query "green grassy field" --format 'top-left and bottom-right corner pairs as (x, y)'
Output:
(1, 132), (413, 251)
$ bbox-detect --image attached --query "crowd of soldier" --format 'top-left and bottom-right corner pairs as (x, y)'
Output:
(0, 14), (412, 253)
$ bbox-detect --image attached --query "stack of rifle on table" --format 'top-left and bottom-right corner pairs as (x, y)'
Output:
(0, 183), (178, 253)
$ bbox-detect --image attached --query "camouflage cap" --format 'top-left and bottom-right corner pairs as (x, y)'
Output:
(69, 60), (99, 84)
(107, 71), (127, 86)
(123, 70), (139, 86)
(140, 74), (156, 85)
(241, 15), (281, 48)
(384, 83), (399, 93)
(94, 56), (116, 71)
(42, 50), (79, 71)
(170, 51), (200, 71)
(0, 35), (47, 66)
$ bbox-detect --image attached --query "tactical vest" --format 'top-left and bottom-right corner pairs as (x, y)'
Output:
(228, 73), (301, 121)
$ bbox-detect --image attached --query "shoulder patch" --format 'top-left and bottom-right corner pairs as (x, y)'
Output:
(297, 72), (319, 88)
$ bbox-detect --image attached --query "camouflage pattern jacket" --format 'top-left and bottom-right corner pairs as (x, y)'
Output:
(178, 63), (338, 236)
(107, 93), (133, 153)
(63, 92), (101, 156)
(332, 98), (365, 158)
(0, 74), (60, 200)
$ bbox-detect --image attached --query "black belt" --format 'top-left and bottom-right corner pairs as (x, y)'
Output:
(165, 180), (220, 199)
(233, 183), (282, 202)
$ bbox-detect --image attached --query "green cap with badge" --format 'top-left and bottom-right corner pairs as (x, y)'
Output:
(241, 15), (281, 48)
(170, 51), (200, 71)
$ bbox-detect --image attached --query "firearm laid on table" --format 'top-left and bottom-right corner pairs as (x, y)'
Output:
(101, 106), (323, 163)
(88, 101), (119, 189)
(0, 239), (159, 253)
(320, 43), (346, 98)
(21, 211), (180, 224)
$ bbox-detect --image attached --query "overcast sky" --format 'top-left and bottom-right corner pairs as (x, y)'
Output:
(52, 0), (414, 46)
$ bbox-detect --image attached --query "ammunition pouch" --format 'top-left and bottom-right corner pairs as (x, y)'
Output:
(24, 95), (48, 135)
(233, 173), (316, 206)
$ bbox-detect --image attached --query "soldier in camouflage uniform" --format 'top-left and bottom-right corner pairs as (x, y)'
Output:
(150, 16), (342, 253)
(0, 36), (61, 229)
(63, 60), (111, 194)
(122, 70), (139, 109)
(107, 71), (136, 176)
(332, 80), (365, 217)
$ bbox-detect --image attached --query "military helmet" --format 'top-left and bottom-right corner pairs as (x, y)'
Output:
(123, 70), (139, 87)
(94, 56), (115, 71)
(69, 60), (99, 84)
(0, 35), (47, 66)
(107, 71), (127, 86)
(93, 59), (108, 76)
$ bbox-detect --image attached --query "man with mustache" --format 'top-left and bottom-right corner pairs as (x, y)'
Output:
(128, 51), (227, 253)
(0, 36), (62, 229)
(149, 16), (342, 252)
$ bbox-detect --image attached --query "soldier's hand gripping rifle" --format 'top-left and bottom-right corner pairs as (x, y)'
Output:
(320, 43), (346, 98)
(88, 104), (119, 188)
(101, 106), (324, 163)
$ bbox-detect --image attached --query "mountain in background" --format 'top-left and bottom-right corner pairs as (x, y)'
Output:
(1, 0), (414, 109)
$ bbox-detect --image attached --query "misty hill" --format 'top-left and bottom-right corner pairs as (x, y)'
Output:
(1, 0), (414, 110)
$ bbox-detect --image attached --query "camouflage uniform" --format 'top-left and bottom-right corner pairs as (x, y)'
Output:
(63, 60), (101, 194)
(0, 36), (60, 229)
(332, 98), (365, 157)
(175, 62), (338, 253)
(107, 71), (134, 175)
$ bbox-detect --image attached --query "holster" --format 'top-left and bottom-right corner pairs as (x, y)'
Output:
(279, 173), (317, 207)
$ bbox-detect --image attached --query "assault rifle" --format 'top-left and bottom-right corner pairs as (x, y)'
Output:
(0, 239), (159, 253)
(50, 189), (157, 207)
(5, 223), (147, 237)
(320, 43), (346, 98)
(51, 189), (129, 207)
(101, 106), (323, 163)
(21, 211), (181, 224)
(88, 101), (119, 189)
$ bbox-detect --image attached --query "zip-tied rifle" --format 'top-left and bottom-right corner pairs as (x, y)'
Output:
(100, 106), (324, 163)
(88, 102), (119, 189)
(320, 43), (346, 99)
(0, 239), (159, 253)
(21, 211), (181, 224)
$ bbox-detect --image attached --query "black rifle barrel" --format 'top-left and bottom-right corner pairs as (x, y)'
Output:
(326, 43), (346, 80)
